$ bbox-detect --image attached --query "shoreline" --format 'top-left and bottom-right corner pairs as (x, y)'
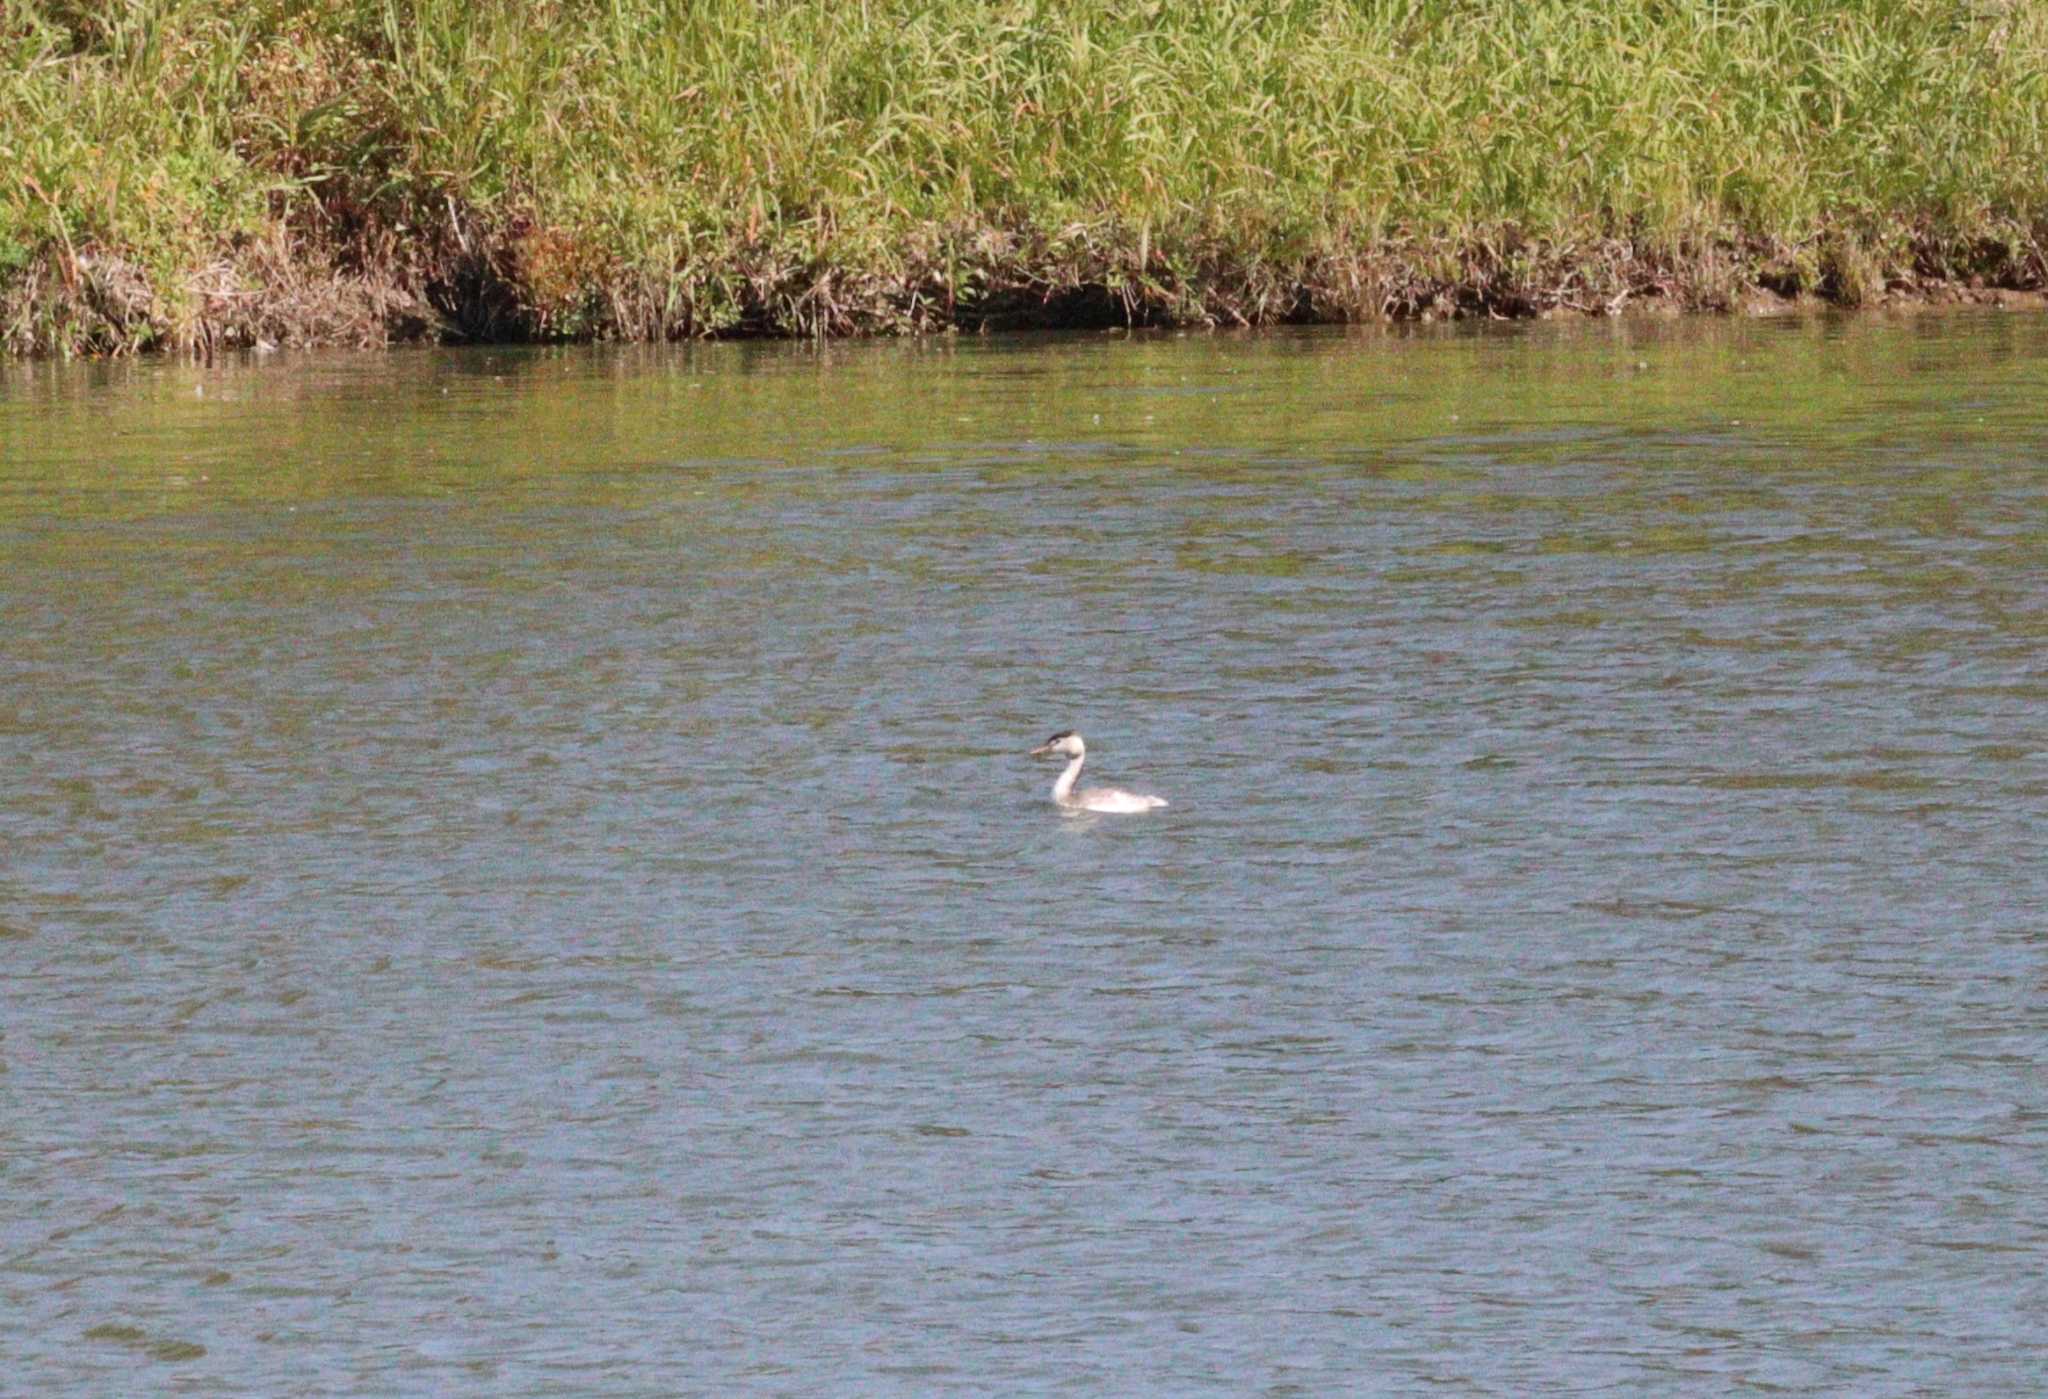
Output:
(11, 233), (2047, 360)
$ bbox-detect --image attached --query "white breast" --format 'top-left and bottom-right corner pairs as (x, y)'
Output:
(1069, 787), (1169, 814)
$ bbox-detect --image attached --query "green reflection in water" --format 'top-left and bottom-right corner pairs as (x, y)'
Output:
(4, 315), (2048, 693)
(4, 313), (2047, 521)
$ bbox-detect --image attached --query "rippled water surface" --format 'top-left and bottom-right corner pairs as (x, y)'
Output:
(4, 315), (2046, 1392)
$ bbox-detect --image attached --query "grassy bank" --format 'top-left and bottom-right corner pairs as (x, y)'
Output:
(5, 0), (2047, 355)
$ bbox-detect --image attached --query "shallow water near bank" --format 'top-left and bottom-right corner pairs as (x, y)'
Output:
(4, 315), (2046, 1392)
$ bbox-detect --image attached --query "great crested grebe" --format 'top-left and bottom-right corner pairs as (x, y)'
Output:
(1029, 731), (1168, 813)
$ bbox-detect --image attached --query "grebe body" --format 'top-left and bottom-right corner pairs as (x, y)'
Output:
(1029, 731), (1168, 813)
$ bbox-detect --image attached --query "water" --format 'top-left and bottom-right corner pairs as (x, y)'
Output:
(4, 315), (2046, 1393)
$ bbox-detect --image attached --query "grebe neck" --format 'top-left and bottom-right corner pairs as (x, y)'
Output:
(1052, 750), (1085, 804)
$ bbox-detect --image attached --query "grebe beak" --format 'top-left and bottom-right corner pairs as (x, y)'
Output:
(1030, 742), (1057, 757)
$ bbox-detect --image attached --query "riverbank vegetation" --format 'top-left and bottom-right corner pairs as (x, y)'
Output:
(5, 0), (2047, 355)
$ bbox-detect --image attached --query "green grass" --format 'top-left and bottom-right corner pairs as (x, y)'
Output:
(5, 0), (2047, 353)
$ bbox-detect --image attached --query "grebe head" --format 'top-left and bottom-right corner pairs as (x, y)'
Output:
(1030, 731), (1085, 759)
